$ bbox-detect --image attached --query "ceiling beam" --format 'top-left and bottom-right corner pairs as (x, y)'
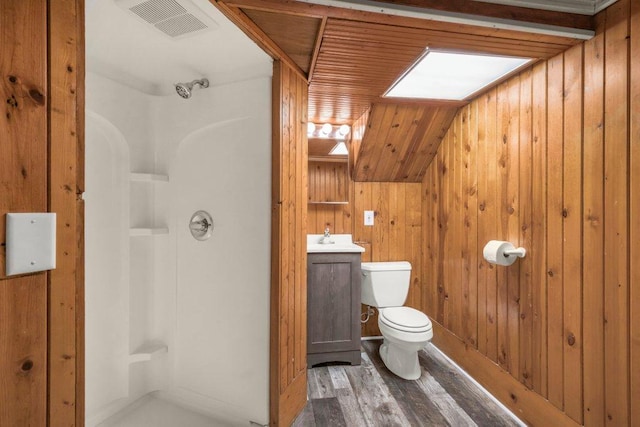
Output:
(298, 0), (595, 39)
(307, 16), (327, 82)
(222, 0), (594, 40)
(367, 0), (594, 29)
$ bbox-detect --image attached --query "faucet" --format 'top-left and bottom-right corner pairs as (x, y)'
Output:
(321, 228), (333, 244)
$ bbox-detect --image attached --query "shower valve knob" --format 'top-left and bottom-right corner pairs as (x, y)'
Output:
(189, 211), (214, 241)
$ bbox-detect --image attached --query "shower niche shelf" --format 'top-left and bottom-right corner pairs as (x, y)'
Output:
(130, 227), (169, 236)
(129, 342), (168, 364)
(130, 172), (169, 182)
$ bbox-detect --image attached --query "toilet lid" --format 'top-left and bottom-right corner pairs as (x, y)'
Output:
(379, 307), (432, 333)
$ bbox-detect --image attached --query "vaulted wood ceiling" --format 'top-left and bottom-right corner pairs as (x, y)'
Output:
(212, 0), (597, 181)
(352, 101), (460, 182)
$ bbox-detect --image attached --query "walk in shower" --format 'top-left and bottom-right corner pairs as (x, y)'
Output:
(84, 0), (273, 425)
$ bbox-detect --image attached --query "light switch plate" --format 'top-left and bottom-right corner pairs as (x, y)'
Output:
(364, 210), (374, 226)
(6, 213), (56, 276)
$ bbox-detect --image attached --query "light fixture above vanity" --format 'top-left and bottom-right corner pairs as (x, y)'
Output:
(307, 122), (351, 139)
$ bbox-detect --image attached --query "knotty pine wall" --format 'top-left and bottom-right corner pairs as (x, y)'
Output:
(422, 1), (639, 425)
(270, 61), (308, 426)
(1, 1), (84, 425)
(308, 160), (349, 203)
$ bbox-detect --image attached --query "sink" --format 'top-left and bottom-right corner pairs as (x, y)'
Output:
(307, 234), (365, 253)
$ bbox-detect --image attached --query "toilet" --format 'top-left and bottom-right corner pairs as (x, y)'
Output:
(361, 261), (433, 380)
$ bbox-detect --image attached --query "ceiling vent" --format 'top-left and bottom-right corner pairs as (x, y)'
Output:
(116, 0), (218, 39)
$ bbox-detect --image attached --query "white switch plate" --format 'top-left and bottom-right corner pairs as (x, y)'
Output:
(364, 210), (375, 226)
(6, 213), (56, 276)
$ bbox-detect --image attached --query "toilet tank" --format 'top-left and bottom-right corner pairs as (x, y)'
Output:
(361, 261), (412, 307)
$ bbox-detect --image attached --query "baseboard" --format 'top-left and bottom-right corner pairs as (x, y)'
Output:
(431, 321), (580, 427)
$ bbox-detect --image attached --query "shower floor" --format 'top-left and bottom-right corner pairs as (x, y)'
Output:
(98, 394), (232, 427)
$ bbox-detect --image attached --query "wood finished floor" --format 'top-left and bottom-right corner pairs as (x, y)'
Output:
(293, 340), (522, 427)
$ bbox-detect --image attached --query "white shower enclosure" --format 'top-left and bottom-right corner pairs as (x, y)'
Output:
(84, 1), (273, 424)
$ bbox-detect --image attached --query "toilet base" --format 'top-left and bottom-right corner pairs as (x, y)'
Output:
(379, 339), (423, 380)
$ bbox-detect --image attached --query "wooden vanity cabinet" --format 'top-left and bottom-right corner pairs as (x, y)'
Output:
(307, 252), (362, 366)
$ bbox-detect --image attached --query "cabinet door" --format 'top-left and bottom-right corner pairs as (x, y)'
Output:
(307, 254), (361, 355)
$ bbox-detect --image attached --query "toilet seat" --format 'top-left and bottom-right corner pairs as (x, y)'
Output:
(379, 307), (432, 333)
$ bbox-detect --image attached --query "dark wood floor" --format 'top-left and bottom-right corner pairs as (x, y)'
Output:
(293, 340), (523, 427)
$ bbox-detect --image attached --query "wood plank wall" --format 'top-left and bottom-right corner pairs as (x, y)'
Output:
(352, 102), (458, 182)
(422, 1), (640, 424)
(1, 1), (84, 425)
(270, 60), (308, 427)
(49, 0), (85, 424)
(308, 160), (349, 203)
(0, 2), (48, 424)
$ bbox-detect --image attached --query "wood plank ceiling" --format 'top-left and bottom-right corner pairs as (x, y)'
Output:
(212, 0), (597, 181)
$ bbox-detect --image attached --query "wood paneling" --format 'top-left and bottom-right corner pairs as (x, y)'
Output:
(352, 102), (458, 182)
(49, 0), (85, 424)
(1, 1), (84, 425)
(307, 204), (352, 235)
(0, 1), (48, 425)
(242, 9), (321, 73)
(582, 13), (605, 425)
(603, 1), (630, 425)
(308, 161), (349, 203)
(630, 1), (640, 426)
(349, 108), (369, 174)
(308, 137), (343, 158)
(421, 3), (639, 424)
(270, 60), (308, 426)
(212, 0), (307, 80)
(530, 60), (548, 398)
(561, 43), (583, 423)
(370, 0), (595, 30)
(220, 0), (587, 124)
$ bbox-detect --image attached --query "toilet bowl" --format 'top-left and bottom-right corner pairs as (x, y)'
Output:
(378, 306), (432, 380)
(361, 262), (433, 380)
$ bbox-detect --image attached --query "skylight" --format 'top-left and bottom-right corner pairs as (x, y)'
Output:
(385, 50), (532, 101)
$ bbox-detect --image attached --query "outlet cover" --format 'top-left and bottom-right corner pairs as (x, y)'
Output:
(6, 213), (56, 276)
(364, 210), (374, 226)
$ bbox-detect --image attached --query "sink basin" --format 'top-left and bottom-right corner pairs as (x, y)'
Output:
(307, 234), (365, 253)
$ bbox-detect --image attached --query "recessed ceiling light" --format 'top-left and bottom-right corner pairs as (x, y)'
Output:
(385, 50), (533, 101)
(329, 141), (348, 156)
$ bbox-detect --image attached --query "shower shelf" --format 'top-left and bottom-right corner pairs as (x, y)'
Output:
(129, 342), (168, 364)
(130, 173), (169, 182)
(130, 227), (169, 236)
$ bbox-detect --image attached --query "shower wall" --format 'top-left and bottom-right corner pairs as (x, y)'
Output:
(156, 76), (272, 424)
(85, 69), (272, 426)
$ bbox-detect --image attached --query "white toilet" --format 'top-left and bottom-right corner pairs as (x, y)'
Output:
(361, 261), (433, 380)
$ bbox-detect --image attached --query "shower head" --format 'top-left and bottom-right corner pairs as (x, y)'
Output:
(175, 78), (209, 99)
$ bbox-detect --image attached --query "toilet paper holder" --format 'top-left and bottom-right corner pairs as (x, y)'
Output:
(502, 246), (526, 258)
(483, 240), (526, 266)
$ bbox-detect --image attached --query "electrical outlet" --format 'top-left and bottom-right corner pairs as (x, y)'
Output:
(364, 210), (374, 226)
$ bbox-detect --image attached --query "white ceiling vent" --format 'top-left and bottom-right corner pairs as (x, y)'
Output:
(116, 0), (218, 39)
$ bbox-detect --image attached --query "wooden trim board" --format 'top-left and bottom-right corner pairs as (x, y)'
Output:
(431, 322), (580, 427)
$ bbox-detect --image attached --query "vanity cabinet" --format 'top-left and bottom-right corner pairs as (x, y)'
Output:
(307, 253), (361, 366)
